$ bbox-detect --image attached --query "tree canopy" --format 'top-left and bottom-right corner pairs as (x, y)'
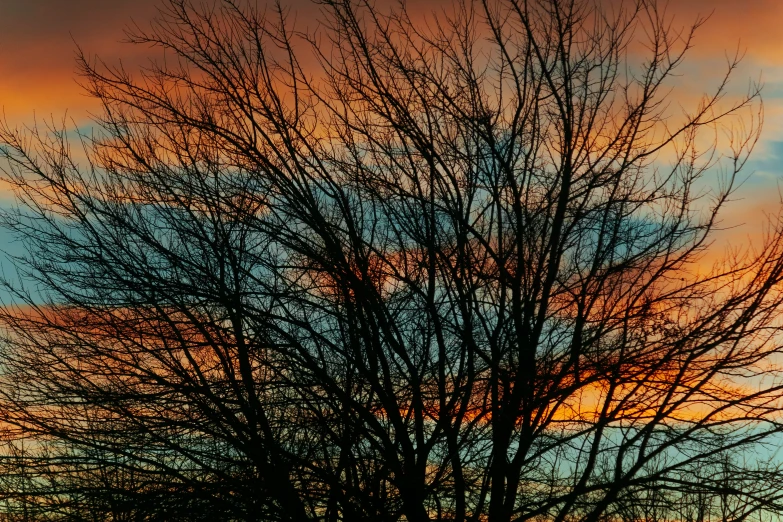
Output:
(0, 0), (782, 521)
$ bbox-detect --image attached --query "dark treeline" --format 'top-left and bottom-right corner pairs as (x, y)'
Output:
(1, 0), (783, 520)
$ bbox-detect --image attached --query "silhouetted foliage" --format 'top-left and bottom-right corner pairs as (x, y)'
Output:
(1, 0), (783, 520)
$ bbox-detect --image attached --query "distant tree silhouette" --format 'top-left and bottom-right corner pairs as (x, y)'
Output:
(1, 0), (783, 520)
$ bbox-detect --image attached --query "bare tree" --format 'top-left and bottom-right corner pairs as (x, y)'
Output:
(1, 0), (783, 520)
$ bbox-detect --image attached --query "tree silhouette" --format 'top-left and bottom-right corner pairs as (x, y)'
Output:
(1, 0), (783, 520)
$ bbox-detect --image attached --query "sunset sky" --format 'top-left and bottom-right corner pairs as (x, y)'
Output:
(0, 4), (780, 518)
(0, 0), (782, 296)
